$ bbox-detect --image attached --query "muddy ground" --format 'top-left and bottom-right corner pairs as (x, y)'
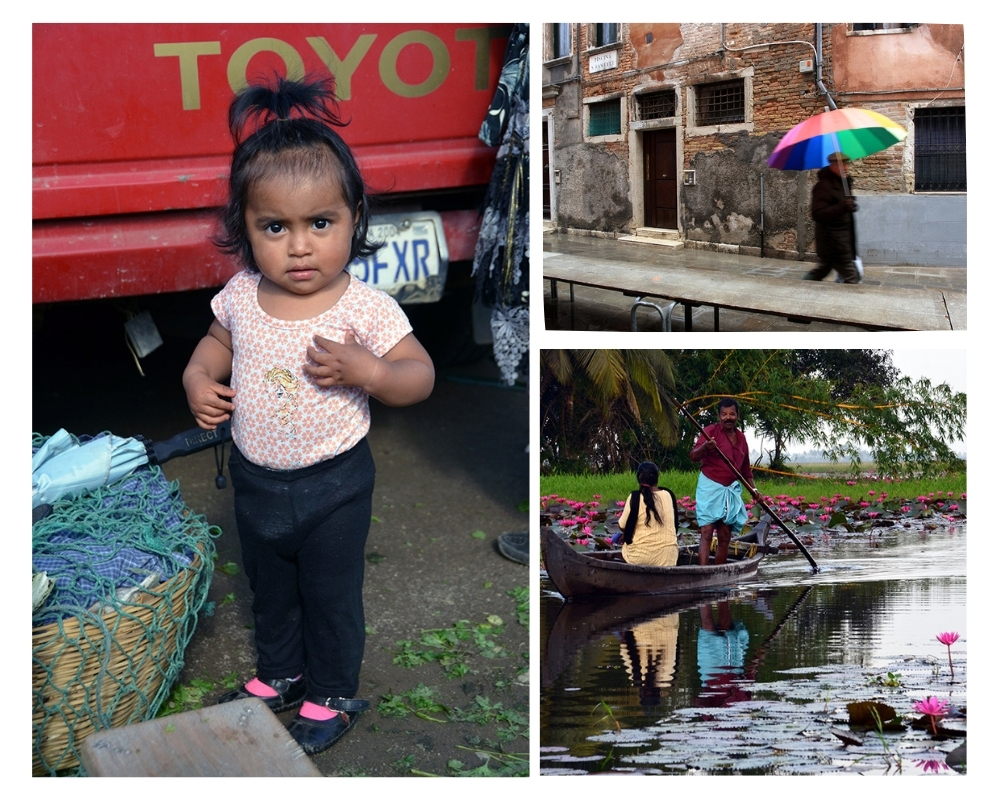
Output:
(33, 299), (530, 777)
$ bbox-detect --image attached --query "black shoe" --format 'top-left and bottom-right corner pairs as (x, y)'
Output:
(287, 696), (370, 755)
(497, 531), (529, 565)
(216, 676), (307, 714)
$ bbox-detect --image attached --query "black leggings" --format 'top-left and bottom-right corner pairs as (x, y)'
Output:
(228, 439), (375, 699)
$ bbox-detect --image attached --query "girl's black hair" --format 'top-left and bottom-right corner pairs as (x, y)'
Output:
(214, 74), (379, 271)
(635, 462), (663, 527)
(621, 461), (664, 544)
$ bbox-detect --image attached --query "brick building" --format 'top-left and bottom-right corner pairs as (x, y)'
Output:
(541, 23), (966, 267)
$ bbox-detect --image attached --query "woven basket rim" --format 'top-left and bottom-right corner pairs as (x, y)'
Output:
(32, 546), (205, 640)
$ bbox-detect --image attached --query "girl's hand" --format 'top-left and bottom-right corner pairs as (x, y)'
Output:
(183, 319), (235, 429)
(305, 334), (379, 390)
(307, 332), (434, 407)
(184, 373), (236, 430)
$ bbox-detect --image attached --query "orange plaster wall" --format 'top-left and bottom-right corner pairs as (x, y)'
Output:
(629, 23), (684, 69)
(831, 24), (964, 93)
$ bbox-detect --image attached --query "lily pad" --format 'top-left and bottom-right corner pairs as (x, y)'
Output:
(847, 700), (904, 730)
(830, 727), (864, 746)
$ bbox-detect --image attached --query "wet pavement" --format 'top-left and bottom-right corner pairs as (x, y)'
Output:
(543, 231), (967, 332)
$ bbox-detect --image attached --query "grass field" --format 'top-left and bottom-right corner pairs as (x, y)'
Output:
(540, 469), (967, 506)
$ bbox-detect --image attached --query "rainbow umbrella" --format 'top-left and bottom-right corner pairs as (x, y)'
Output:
(767, 107), (907, 170)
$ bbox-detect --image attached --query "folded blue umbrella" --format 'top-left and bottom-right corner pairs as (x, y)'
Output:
(32, 429), (149, 508)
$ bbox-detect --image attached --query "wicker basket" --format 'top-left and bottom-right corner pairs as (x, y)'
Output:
(32, 547), (207, 776)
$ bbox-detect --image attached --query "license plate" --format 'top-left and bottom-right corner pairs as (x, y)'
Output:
(348, 212), (449, 303)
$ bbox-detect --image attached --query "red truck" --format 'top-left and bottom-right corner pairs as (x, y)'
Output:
(32, 23), (511, 359)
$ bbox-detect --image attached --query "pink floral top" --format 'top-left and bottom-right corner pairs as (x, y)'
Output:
(212, 271), (412, 470)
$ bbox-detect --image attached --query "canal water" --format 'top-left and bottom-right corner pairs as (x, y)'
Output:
(540, 524), (967, 776)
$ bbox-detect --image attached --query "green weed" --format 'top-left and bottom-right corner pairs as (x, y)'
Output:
(392, 754), (417, 772)
(393, 617), (508, 678)
(157, 677), (215, 717)
(509, 586), (529, 628)
(869, 671), (902, 687)
(378, 684), (449, 722)
(410, 746), (528, 777)
(593, 700), (621, 732)
(451, 696), (528, 742)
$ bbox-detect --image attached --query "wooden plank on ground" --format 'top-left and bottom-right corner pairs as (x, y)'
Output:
(543, 256), (958, 331)
(78, 698), (322, 777)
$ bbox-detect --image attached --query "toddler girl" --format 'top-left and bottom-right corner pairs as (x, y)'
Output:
(616, 462), (679, 567)
(183, 76), (435, 755)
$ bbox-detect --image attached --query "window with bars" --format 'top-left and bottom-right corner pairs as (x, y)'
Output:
(637, 91), (676, 121)
(695, 80), (745, 125)
(851, 23), (914, 32)
(551, 24), (571, 59)
(593, 24), (618, 47)
(588, 99), (621, 136)
(914, 107), (966, 192)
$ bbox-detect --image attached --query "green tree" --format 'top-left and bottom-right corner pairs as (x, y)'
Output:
(669, 350), (965, 476)
(669, 350), (830, 470)
(787, 350), (899, 400)
(540, 349), (677, 474)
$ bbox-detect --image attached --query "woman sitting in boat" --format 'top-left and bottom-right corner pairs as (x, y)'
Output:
(616, 462), (680, 567)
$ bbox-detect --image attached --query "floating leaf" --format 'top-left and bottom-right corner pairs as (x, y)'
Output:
(847, 700), (903, 730)
(830, 727), (864, 746)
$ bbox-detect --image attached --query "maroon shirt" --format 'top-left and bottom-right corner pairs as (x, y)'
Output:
(694, 422), (753, 486)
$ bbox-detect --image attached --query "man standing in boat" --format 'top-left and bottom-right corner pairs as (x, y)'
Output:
(690, 398), (762, 566)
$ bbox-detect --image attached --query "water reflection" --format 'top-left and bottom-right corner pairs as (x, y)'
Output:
(696, 601), (751, 707)
(619, 612), (678, 706)
(540, 526), (966, 775)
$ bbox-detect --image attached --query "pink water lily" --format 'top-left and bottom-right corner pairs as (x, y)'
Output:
(912, 696), (950, 735)
(937, 631), (960, 680)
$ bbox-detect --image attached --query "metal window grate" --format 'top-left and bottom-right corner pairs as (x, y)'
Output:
(914, 107), (966, 192)
(637, 91), (676, 121)
(593, 23), (617, 47)
(851, 23), (913, 32)
(588, 99), (621, 136)
(552, 23), (571, 59)
(696, 80), (745, 125)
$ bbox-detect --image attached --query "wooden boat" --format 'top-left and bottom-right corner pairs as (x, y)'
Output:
(542, 526), (766, 600)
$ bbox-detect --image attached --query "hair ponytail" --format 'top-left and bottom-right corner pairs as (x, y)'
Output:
(621, 462), (663, 544)
(227, 76), (348, 144)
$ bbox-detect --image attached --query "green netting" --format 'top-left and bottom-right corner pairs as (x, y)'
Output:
(32, 432), (219, 776)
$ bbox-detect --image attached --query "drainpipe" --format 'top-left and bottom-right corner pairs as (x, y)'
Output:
(815, 23), (837, 110)
(760, 172), (765, 257)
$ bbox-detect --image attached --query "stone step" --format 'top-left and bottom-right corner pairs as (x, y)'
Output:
(618, 234), (685, 248)
(634, 227), (682, 240)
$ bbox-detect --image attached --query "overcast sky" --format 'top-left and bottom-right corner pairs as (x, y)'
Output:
(890, 349), (966, 393)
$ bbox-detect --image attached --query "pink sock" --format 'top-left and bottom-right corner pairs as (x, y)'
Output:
(245, 677), (278, 697)
(299, 701), (340, 721)
(245, 674), (302, 698)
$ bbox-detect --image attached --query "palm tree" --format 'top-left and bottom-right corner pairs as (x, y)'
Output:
(540, 349), (677, 473)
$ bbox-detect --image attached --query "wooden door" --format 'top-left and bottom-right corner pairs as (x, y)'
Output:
(643, 129), (677, 229)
